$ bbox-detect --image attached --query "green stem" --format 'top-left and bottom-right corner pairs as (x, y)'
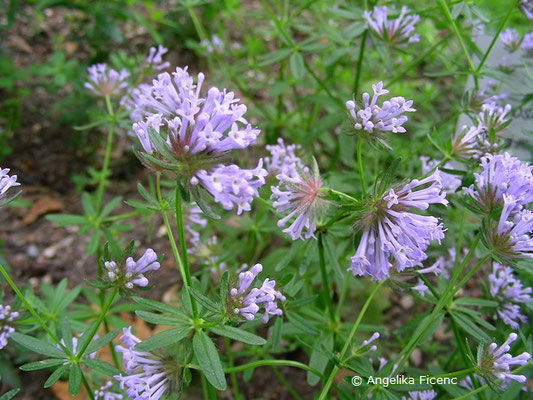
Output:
(75, 287), (118, 360)
(476, 0), (516, 73)
(80, 371), (95, 400)
(357, 137), (366, 196)
(0, 265), (69, 354)
(335, 272), (351, 321)
(438, 0), (478, 87)
(225, 338), (241, 400)
(175, 186), (193, 290)
(95, 95), (115, 214)
(155, 173), (197, 315)
(353, 31), (368, 96)
(103, 211), (141, 223)
(434, 367), (476, 379)
(318, 233), (336, 326)
(224, 360), (323, 378)
(318, 280), (385, 400)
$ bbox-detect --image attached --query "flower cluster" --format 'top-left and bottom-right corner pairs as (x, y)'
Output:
(145, 45), (170, 71)
(0, 168), (20, 200)
(265, 138), (307, 178)
(200, 35), (225, 54)
(94, 381), (123, 400)
(485, 195), (533, 263)
(130, 67), (266, 215)
(476, 102), (512, 134)
(402, 391), (437, 400)
(520, 0), (533, 19)
(479, 333), (531, 384)
(489, 264), (532, 329)
(228, 264), (285, 323)
(115, 327), (172, 400)
(104, 249), (160, 289)
(183, 204), (207, 248)
(500, 29), (522, 52)
(451, 124), (486, 160)
(346, 82), (415, 146)
(363, 6), (420, 47)
(0, 304), (19, 350)
(85, 64), (130, 97)
(420, 157), (461, 193)
(521, 32), (533, 57)
(271, 159), (327, 240)
(349, 170), (448, 281)
(464, 153), (533, 212)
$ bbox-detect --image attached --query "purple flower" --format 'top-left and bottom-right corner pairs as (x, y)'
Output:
(349, 170), (448, 281)
(94, 381), (123, 400)
(59, 334), (97, 359)
(489, 263), (532, 329)
(346, 82), (415, 146)
(0, 168), (20, 200)
(468, 18), (485, 42)
(412, 278), (429, 297)
(485, 195), (533, 263)
(451, 124), (486, 160)
(476, 102), (512, 134)
(500, 29), (522, 52)
(228, 264), (285, 323)
(420, 157), (461, 193)
(183, 204), (207, 248)
(145, 45), (170, 71)
(363, 6), (420, 47)
(130, 67), (266, 215)
(520, 0), (533, 19)
(85, 64), (130, 97)
(104, 248), (160, 289)
(0, 304), (19, 349)
(359, 332), (380, 354)
(265, 138), (307, 178)
(402, 391), (437, 400)
(464, 153), (533, 212)
(115, 327), (171, 400)
(271, 160), (327, 240)
(479, 333), (531, 384)
(200, 35), (225, 54)
(521, 32), (533, 57)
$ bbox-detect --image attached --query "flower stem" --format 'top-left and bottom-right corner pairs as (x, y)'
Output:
(95, 95), (115, 215)
(223, 360), (323, 378)
(353, 30), (368, 96)
(155, 173), (197, 316)
(318, 233), (336, 326)
(356, 137), (367, 196)
(318, 280), (385, 400)
(75, 287), (118, 360)
(80, 371), (95, 400)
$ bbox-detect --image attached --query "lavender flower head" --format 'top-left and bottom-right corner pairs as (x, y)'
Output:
(521, 32), (533, 57)
(346, 82), (415, 146)
(464, 153), (533, 212)
(349, 170), (448, 281)
(485, 195), (533, 263)
(0, 304), (19, 349)
(85, 64), (130, 97)
(363, 6), (420, 47)
(94, 381), (123, 400)
(130, 66), (267, 215)
(115, 327), (173, 400)
(228, 264), (285, 323)
(0, 168), (20, 199)
(401, 391), (437, 400)
(271, 159), (327, 240)
(145, 45), (171, 71)
(265, 138), (307, 178)
(476, 102), (512, 134)
(104, 248), (160, 289)
(357, 332), (380, 354)
(489, 263), (532, 329)
(420, 157), (461, 193)
(451, 124), (486, 160)
(520, 0), (533, 19)
(500, 29), (522, 52)
(479, 333), (531, 384)
(412, 278), (429, 297)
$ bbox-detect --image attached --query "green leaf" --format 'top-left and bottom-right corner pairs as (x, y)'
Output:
(136, 182), (159, 206)
(190, 185), (220, 219)
(219, 271), (229, 305)
(135, 311), (187, 326)
(147, 126), (177, 162)
(10, 333), (66, 358)
(87, 229), (100, 255)
(81, 192), (96, 216)
(376, 158), (402, 196)
(275, 240), (306, 271)
(451, 312), (491, 342)
(210, 325), (267, 346)
(135, 326), (191, 351)
(454, 297), (498, 307)
(188, 287), (221, 314)
(193, 331), (227, 391)
(257, 48), (293, 66)
(286, 312), (320, 335)
(100, 196), (123, 218)
(44, 364), (69, 388)
(20, 359), (67, 371)
(68, 364), (81, 395)
(45, 214), (87, 226)
(84, 329), (120, 355)
(82, 359), (120, 376)
(307, 333), (333, 385)
(84, 279), (111, 289)
(0, 389), (21, 400)
(289, 52), (305, 80)
(131, 296), (188, 317)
